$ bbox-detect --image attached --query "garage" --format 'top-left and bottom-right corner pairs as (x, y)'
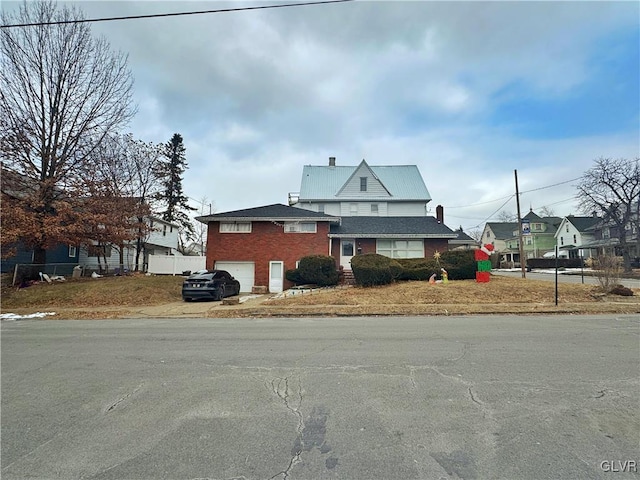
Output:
(214, 262), (255, 293)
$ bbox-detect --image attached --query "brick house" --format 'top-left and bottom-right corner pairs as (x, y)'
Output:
(198, 158), (459, 293)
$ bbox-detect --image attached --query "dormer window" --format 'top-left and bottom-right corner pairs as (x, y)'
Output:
(360, 177), (367, 191)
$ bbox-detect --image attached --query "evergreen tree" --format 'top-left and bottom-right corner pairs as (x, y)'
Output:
(156, 133), (196, 245)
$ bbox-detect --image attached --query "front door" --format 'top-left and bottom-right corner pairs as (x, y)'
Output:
(340, 239), (355, 269)
(269, 261), (284, 293)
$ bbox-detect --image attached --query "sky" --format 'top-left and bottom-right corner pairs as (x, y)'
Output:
(6, 0), (640, 234)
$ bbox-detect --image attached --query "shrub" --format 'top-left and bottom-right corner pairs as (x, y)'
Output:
(351, 253), (402, 286)
(285, 268), (304, 285)
(440, 250), (476, 280)
(592, 255), (621, 292)
(287, 255), (339, 286)
(396, 258), (438, 281)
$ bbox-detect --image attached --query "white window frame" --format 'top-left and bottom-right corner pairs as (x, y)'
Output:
(284, 222), (317, 233)
(377, 239), (424, 259)
(371, 204), (379, 214)
(220, 222), (252, 233)
(68, 245), (77, 258)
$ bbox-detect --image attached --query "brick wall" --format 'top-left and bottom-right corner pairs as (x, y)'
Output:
(207, 221), (332, 289)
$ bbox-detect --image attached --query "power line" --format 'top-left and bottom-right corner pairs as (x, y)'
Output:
(445, 176), (581, 210)
(0, 0), (355, 29)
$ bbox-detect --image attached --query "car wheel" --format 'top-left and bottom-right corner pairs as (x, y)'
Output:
(183, 297), (192, 302)
(216, 286), (225, 301)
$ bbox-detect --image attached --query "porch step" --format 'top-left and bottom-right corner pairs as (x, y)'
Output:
(340, 269), (356, 285)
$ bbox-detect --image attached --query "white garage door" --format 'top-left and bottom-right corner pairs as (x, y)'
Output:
(214, 262), (255, 293)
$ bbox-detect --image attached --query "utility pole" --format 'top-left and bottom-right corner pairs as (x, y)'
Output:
(515, 170), (526, 279)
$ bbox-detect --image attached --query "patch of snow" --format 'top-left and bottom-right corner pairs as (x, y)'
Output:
(1, 312), (56, 321)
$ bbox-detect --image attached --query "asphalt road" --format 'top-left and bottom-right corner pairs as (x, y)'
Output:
(2, 315), (639, 480)
(494, 270), (640, 289)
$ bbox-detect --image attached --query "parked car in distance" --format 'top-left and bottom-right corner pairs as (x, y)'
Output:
(182, 270), (241, 302)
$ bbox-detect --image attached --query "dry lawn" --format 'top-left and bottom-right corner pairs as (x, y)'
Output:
(1, 273), (638, 318)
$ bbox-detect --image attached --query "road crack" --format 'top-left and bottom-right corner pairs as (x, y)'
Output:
(269, 376), (304, 479)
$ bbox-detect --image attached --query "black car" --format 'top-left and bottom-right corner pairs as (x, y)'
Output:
(182, 270), (241, 301)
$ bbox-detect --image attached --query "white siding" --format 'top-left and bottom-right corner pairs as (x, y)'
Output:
(387, 202), (428, 216)
(336, 163), (390, 198)
(147, 220), (179, 249)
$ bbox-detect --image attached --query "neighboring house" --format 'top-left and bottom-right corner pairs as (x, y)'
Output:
(199, 158), (459, 293)
(77, 216), (181, 272)
(581, 211), (639, 260)
(1, 243), (79, 275)
(481, 222), (517, 257)
(482, 211), (563, 266)
(449, 228), (479, 251)
(554, 215), (600, 259)
(503, 211), (562, 263)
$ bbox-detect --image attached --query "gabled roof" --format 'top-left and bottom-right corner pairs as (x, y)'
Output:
(196, 203), (341, 223)
(329, 216), (457, 239)
(298, 162), (431, 201)
(335, 159), (392, 197)
(485, 222), (517, 240)
(564, 215), (600, 232)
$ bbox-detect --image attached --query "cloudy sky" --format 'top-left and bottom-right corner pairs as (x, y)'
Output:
(8, 0), (639, 233)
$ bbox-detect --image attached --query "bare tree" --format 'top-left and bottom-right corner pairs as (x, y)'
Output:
(468, 228), (483, 243)
(539, 206), (555, 217)
(87, 134), (163, 271)
(577, 157), (640, 272)
(497, 210), (517, 222)
(0, 0), (135, 264)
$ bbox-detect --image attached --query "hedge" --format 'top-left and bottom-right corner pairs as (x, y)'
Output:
(352, 251), (477, 286)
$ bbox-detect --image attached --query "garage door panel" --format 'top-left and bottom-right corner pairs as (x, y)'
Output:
(214, 262), (254, 293)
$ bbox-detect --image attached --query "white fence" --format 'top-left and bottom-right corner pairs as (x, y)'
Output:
(147, 255), (206, 275)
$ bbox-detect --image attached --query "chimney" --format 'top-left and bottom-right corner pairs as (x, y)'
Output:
(436, 204), (444, 224)
(329, 156), (336, 167)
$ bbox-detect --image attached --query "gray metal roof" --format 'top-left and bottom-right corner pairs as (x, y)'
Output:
(329, 216), (457, 239)
(196, 204), (341, 223)
(299, 163), (431, 201)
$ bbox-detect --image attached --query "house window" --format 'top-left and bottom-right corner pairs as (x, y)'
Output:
(360, 177), (367, 192)
(163, 225), (167, 236)
(371, 204), (378, 214)
(318, 204), (325, 214)
(573, 234), (577, 244)
(377, 239), (423, 259)
(68, 245), (77, 258)
(533, 223), (542, 231)
(350, 203), (358, 215)
(220, 222), (252, 233)
(284, 222), (317, 233)
(566, 225), (569, 232)
(602, 227), (610, 239)
(526, 237), (532, 245)
(560, 237), (564, 245)
(170, 226), (173, 233)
